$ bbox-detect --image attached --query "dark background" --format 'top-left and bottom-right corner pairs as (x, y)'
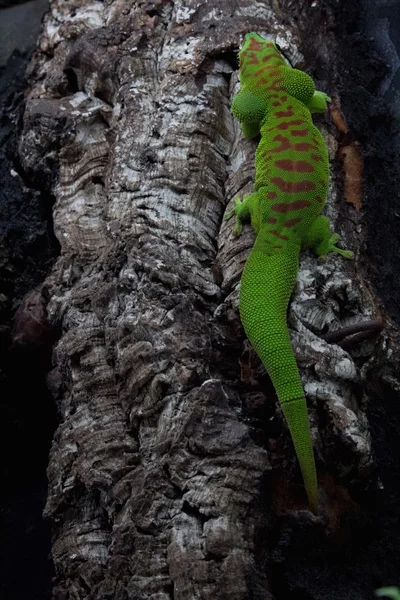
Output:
(0, 1), (400, 599)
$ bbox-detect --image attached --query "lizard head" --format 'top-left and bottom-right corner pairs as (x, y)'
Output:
(237, 32), (320, 109)
(232, 32), (329, 134)
(231, 33), (288, 136)
(238, 32), (287, 84)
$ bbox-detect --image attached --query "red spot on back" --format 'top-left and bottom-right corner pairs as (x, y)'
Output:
(270, 177), (316, 193)
(315, 195), (324, 203)
(311, 153), (322, 162)
(275, 159), (314, 173)
(269, 230), (289, 241)
(284, 217), (302, 227)
(291, 129), (309, 137)
(266, 217), (278, 224)
(293, 142), (314, 151)
(272, 101), (281, 106)
(275, 106), (294, 118)
(271, 200), (312, 213)
(272, 245), (283, 249)
(270, 135), (291, 152)
(267, 191), (277, 199)
(269, 136), (316, 154)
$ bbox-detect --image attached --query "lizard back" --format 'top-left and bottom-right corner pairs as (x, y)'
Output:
(255, 96), (329, 251)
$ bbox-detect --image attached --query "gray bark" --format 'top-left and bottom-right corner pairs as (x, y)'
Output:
(17, 0), (399, 598)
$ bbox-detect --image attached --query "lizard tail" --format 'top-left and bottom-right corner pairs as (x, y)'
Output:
(239, 245), (318, 513)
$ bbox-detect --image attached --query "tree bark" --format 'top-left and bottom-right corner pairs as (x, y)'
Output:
(16, 1), (400, 599)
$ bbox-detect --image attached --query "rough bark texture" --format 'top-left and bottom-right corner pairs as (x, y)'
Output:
(10, 0), (400, 599)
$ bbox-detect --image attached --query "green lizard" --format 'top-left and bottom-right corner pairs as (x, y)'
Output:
(227, 32), (353, 514)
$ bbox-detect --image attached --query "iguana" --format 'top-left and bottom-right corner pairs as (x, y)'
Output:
(227, 32), (353, 514)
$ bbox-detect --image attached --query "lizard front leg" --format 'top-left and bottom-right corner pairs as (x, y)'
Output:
(225, 191), (262, 235)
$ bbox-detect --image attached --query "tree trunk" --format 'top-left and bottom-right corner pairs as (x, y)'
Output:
(12, 0), (400, 599)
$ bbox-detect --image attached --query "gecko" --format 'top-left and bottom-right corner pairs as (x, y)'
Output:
(227, 32), (353, 513)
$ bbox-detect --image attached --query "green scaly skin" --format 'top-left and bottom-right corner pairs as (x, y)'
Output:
(227, 33), (353, 514)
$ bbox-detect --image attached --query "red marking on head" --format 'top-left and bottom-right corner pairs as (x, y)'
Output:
(243, 51), (260, 65)
(275, 159), (314, 173)
(271, 200), (311, 213)
(284, 217), (302, 227)
(291, 129), (309, 137)
(311, 153), (322, 162)
(258, 66), (282, 72)
(276, 119), (305, 130)
(267, 191), (277, 199)
(254, 66), (281, 78)
(266, 83), (285, 91)
(269, 230), (289, 241)
(261, 53), (276, 63)
(275, 106), (294, 118)
(248, 37), (264, 52)
(271, 177), (316, 193)
(266, 217), (278, 224)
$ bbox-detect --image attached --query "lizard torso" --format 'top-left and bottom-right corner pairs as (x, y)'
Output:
(228, 33), (352, 513)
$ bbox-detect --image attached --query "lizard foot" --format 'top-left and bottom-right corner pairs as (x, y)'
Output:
(225, 197), (244, 235)
(318, 233), (353, 260)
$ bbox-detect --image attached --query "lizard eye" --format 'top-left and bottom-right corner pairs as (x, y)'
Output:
(275, 42), (282, 52)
